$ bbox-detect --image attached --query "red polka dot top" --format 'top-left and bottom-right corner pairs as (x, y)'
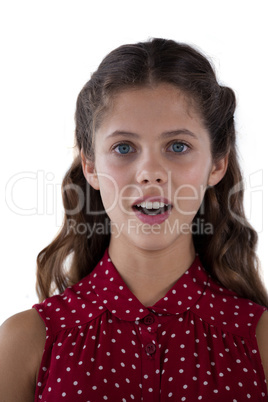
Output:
(33, 249), (268, 401)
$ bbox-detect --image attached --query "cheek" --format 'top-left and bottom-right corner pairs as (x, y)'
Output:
(173, 165), (210, 215)
(174, 164), (210, 189)
(173, 185), (205, 216)
(177, 154), (211, 185)
(98, 177), (118, 213)
(97, 164), (131, 213)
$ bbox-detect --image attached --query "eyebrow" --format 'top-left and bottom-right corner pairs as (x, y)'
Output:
(106, 129), (198, 140)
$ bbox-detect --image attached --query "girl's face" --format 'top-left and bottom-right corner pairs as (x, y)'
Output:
(82, 84), (227, 252)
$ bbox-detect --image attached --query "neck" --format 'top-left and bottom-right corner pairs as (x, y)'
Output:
(108, 236), (196, 307)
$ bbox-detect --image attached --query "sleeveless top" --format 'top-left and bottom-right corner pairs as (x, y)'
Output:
(33, 249), (268, 401)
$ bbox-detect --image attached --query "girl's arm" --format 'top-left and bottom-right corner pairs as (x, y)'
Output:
(0, 309), (46, 401)
(256, 311), (268, 391)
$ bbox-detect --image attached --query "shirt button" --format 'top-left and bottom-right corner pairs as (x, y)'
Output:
(143, 315), (155, 325)
(145, 343), (156, 355)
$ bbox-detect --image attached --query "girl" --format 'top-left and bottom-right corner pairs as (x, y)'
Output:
(1, 38), (268, 401)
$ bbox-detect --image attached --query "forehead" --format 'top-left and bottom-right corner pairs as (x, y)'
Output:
(108, 84), (196, 115)
(96, 84), (207, 139)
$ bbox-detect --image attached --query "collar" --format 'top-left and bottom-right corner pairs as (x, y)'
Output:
(90, 248), (208, 322)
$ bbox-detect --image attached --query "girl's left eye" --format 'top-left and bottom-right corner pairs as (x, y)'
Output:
(167, 142), (189, 153)
(113, 143), (135, 155)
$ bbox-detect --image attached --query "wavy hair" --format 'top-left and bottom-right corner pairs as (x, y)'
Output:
(36, 38), (268, 307)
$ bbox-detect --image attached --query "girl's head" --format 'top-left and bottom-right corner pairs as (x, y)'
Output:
(77, 37), (235, 255)
(36, 38), (268, 307)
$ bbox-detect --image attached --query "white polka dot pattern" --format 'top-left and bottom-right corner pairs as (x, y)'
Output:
(33, 249), (268, 401)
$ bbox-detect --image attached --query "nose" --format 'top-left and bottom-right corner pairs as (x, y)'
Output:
(135, 156), (168, 185)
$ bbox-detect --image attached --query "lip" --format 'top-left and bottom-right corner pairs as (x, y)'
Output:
(132, 196), (172, 225)
(133, 208), (172, 225)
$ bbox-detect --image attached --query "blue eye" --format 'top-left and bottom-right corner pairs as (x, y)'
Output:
(114, 143), (134, 155)
(168, 142), (188, 153)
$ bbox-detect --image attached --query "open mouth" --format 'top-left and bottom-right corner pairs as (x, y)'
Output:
(133, 201), (172, 216)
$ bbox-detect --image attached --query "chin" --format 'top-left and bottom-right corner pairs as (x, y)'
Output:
(130, 234), (180, 253)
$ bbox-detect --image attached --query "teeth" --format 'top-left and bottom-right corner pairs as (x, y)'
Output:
(152, 202), (165, 209)
(136, 201), (168, 209)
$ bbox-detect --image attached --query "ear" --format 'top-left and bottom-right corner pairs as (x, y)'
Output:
(208, 154), (229, 187)
(81, 149), (100, 190)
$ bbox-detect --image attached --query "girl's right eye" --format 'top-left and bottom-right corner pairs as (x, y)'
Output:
(113, 143), (135, 155)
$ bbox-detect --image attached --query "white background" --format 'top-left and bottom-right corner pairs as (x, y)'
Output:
(1, 0), (267, 324)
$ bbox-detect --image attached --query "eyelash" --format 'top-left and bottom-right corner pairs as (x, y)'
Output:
(111, 141), (190, 156)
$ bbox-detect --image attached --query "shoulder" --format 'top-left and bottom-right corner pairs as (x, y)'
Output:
(0, 309), (46, 364)
(193, 274), (267, 337)
(0, 309), (46, 401)
(33, 277), (106, 334)
(256, 310), (268, 386)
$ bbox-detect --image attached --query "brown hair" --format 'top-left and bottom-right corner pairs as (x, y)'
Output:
(36, 38), (268, 307)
